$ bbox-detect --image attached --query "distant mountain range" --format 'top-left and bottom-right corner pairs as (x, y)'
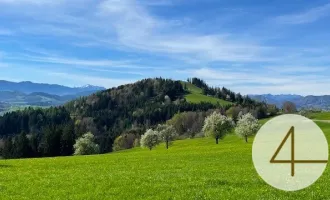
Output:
(0, 91), (101, 107)
(0, 80), (106, 114)
(249, 94), (330, 110)
(0, 80), (105, 96)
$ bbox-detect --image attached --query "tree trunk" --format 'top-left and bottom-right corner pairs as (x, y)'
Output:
(216, 136), (219, 144)
(149, 147), (152, 150)
(245, 136), (248, 143)
(166, 141), (169, 149)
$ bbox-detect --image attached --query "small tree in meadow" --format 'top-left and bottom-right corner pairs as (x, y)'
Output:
(202, 112), (234, 144)
(235, 113), (260, 143)
(73, 132), (100, 155)
(140, 129), (160, 150)
(156, 124), (178, 149)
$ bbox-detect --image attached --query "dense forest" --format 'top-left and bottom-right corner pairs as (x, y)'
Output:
(0, 78), (277, 159)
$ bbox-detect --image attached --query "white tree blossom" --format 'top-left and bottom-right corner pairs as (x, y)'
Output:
(202, 112), (234, 144)
(235, 113), (260, 143)
(140, 129), (160, 150)
(156, 124), (178, 149)
(73, 132), (100, 155)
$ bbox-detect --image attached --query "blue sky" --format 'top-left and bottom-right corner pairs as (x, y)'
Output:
(0, 0), (330, 95)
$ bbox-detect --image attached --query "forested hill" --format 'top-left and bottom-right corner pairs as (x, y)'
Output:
(0, 78), (275, 159)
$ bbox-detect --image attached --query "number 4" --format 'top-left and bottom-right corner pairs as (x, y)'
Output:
(270, 126), (327, 177)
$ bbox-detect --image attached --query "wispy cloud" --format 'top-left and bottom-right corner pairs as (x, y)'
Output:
(274, 3), (330, 24)
(49, 72), (134, 88)
(1, 0), (330, 95)
(97, 0), (275, 63)
(137, 0), (174, 6)
(180, 67), (330, 95)
(264, 66), (328, 73)
(1, 0), (325, 64)
(0, 63), (9, 68)
(0, 0), (66, 5)
(5, 52), (164, 70)
(12, 55), (132, 67)
(0, 28), (13, 35)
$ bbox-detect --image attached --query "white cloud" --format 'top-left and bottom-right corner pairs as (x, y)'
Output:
(97, 0), (275, 63)
(180, 67), (292, 85)
(274, 3), (330, 24)
(6, 54), (155, 69)
(180, 67), (330, 95)
(138, 0), (174, 6)
(0, 28), (13, 35)
(264, 66), (328, 73)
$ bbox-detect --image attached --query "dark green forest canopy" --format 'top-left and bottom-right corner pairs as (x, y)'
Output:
(0, 78), (273, 159)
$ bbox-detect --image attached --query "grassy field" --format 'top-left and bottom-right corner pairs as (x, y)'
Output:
(181, 81), (232, 106)
(306, 112), (330, 120)
(1, 118), (330, 199)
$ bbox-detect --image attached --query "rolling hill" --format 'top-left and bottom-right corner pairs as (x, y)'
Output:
(0, 77), (267, 159)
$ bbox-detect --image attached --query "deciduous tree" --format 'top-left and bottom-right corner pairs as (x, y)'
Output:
(156, 124), (178, 149)
(73, 132), (99, 155)
(235, 113), (260, 143)
(202, 112), (234, 144)
(140, 129), (160, 150)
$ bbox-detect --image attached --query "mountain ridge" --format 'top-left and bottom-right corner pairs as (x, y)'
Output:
(249, 94), (330, 110)
(0, 80), (105, 96)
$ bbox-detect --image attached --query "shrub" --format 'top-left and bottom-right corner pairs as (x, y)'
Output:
(112, 133), (136, 151)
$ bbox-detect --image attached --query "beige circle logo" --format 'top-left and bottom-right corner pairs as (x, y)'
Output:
(252, 114), (328, 191)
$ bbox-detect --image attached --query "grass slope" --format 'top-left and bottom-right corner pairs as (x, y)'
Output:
(1, 120), (330, 199)
(181, 81), (232, 106)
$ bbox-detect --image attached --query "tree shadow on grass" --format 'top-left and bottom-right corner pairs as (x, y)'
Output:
(0, 164), (12, 168)
(205, 179), (230, 186)
(205, 179), (263, 188)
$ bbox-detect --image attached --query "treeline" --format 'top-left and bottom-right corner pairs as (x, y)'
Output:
(187, 77), (254, 106)
(0, 107), (75, 158)
(187, 77), (276, 119)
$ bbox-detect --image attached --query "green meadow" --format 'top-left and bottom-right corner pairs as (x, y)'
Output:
(0, 116), (330, 199)
(181, 81), (232, 106)
(307, 112), (330, 120)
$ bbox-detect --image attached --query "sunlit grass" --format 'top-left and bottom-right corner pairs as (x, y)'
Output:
(181, 81), (232, 106)
(307, 112), (330, 120)
(1, 120), (330, 199)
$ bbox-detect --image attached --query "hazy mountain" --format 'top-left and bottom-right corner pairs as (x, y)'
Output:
(0, 90), (99, 107)
(0, 80), (105, 96)
(249, 94), (330, 110)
